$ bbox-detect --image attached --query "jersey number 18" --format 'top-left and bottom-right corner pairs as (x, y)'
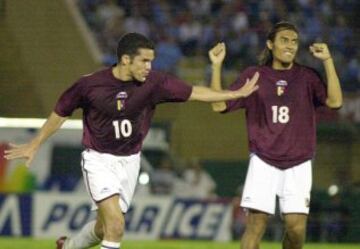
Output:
(272, 105), (290, 124)
(112, 119), (132, 139)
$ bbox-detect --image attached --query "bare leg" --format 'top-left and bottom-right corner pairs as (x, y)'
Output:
(282, 214), (307, 249)
(94, 215), (104, 239)
(241, 210), (269, 249)
(97, 195), (125, 248)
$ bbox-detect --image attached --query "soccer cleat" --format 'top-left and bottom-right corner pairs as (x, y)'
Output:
(56, 236), (67, 249)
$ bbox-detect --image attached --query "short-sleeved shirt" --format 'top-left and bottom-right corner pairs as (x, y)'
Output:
(54, 67), (192, 155)
(223, 64), (327, 169)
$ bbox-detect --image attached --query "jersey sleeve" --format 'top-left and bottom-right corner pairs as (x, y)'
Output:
(222, 67), (255, 113)
(54, 78), (86, 117)
(308, 69), (327, 107)
(151, 71), (193, 104)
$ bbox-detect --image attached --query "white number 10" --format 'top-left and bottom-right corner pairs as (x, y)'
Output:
(112, 119), (132, 139)
(272, 105), (290, 124)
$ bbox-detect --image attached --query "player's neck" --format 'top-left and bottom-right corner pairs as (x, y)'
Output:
(112, 64), (133, 81)
(272, 60), (294, 70)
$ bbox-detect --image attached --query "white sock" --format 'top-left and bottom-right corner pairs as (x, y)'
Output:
(64, 220), (101, 249)
(100, 240), (121, 249)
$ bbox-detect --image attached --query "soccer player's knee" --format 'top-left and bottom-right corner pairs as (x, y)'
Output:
(246, 214), (268, 235)
(247, 222), (266, 235)
(286, 222), (306, 240)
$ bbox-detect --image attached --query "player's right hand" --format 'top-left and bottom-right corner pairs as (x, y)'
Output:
(209, 42), (226, 65)
(236, 72), (260, 98)
(4, 142), (39, 168)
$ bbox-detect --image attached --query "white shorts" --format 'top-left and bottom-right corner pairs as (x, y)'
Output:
(81, 149), (140, 213)
(241, 154), (312, 215)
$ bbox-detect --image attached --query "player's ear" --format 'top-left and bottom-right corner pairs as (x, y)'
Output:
(266, 40), (273, 50)
(120, 54), (131, 65)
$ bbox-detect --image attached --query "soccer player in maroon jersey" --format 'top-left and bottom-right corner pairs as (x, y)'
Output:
(211, 22), (342, 249)
(4, 33), (259, 249)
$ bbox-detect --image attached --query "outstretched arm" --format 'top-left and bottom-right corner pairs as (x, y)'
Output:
(189, 73), (259, 102)
(4, 112), (68, 167)
(310, 43), (343, 108)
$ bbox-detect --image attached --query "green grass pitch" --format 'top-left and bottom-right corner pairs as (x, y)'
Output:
(0, 238), (358, 249)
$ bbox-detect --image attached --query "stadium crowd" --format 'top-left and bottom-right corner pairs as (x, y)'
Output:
(77, 0), (359, 92)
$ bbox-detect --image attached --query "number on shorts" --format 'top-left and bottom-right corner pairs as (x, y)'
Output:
(112, 119), (132, 139)
(272, 105), (290, 124)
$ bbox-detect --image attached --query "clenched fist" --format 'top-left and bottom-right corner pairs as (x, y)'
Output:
(309, 43), (332, 61)
(209, 42), (226, 65)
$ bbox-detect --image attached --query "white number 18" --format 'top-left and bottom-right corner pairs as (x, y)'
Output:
(272, 105), (290, 124)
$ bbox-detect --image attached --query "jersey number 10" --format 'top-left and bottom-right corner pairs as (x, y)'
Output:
(112, 120), (133, 139)
(272, 105), (290, 124)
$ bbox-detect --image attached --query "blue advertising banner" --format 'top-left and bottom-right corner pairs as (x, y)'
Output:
(0, 193), (232, 240)
(0, 194), (32, 236)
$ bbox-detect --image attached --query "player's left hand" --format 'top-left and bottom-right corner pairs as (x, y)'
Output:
(209, 42), (226, 65)
(309, 43), (332, 61)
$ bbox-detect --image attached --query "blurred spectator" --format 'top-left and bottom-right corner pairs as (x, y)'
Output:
(96, 0), (124, 25)
(329, 16), (352, 55)
(178, 13), (202, 56)
(152, 35), (183, 75)
(150, 0), (172, 27)
(181, 158), (217, 199)
(124, 8), (150, 36)
(150, 156), (177, 195)
(102, 10), (126, 64)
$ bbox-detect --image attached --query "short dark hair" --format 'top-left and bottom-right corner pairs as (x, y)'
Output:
(116, 33), (155, 61)
(258, 21), (299, 66)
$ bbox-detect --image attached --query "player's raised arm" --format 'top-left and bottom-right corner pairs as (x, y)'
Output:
(310, 43), (343, 108)
(209, 43), (227, 112)
(4, 112), (68, 167)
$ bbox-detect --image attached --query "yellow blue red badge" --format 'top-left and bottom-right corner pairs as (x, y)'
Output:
(116, 91), (128, 111)
(276, 80), (288, 96)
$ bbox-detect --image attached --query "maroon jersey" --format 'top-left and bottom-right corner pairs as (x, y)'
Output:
(54, 67), (192, 155)
(223, 64), (327, 169)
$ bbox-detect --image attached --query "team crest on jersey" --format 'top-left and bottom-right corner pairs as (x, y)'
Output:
(276, 80), (288, 96)
(116, 91), (128, 111)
